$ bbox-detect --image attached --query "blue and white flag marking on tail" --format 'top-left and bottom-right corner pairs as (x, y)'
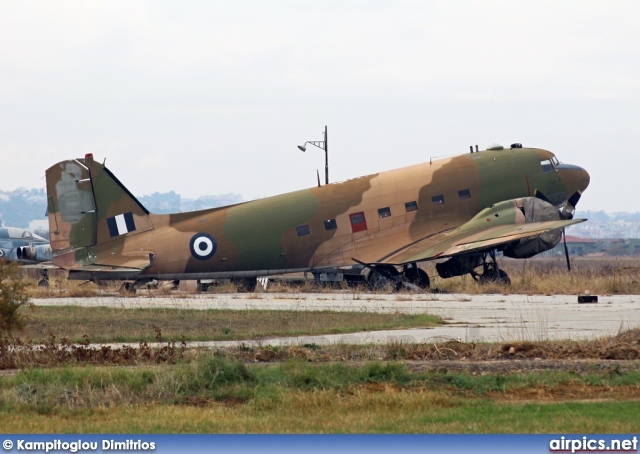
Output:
(107, 212), (136, 237)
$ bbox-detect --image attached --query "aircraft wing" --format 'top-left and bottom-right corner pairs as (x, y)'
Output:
(387, 218), (586, 264)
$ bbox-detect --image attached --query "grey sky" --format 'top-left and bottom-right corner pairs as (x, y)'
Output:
(1, 1), (638, 212)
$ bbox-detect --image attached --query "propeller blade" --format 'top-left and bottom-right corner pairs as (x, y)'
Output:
(534, 189), (552, 204)
(563, 228), (571, 271)
(561, 190), (582, 220)
(567, 190), (582, 208)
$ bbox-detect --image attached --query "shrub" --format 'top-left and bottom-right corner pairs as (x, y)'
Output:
(0, 259), (30, 335)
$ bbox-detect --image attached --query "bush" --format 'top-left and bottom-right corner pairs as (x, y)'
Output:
(0, 259), (30, 334)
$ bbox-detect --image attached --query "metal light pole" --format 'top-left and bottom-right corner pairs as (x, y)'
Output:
(298, 125), (329, 185)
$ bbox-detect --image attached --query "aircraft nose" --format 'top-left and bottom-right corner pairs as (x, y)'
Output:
(557, 163), (590, 193)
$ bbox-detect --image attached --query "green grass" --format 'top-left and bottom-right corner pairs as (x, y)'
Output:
(1, 396), (637, 433)
(0, 358), (638, 433)
(18, 306), (442, 343)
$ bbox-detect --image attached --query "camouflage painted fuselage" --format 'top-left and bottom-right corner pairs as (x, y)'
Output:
(46, 146), (590, 280)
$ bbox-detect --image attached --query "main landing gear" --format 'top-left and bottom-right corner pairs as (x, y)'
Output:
(120, 279), (159, 293)
(366, 262), (430, 292)
(471, 251), (511, 285)
(403, 263), (430, 289)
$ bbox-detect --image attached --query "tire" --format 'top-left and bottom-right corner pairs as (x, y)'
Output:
(233, 278), (257, 293)
(479, 268), (510, 285)
(367, 265), (401, 291)
(403, 266), (430, 289)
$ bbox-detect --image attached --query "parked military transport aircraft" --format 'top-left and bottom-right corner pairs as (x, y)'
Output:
(45, 143), (589, 290)
(0, 227), (52, 264)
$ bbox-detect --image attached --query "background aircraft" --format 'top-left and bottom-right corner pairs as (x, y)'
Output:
(44, 144), (589, 290)
(0, 227), (52, 264)
(0, 226), (52, 286)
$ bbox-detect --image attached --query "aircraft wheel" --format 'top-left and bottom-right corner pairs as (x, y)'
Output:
(479, 268), (510, 285)
(121, 281), (137, 294)
(233, 278), (257, 293)
(403, 266), (430, 289)
(368, 265), (401, 291)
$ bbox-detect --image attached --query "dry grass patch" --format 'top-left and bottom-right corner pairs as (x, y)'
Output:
(426, 257), (640, 295)
(210, 328), (640, 366)
(15, 306), (443, 343)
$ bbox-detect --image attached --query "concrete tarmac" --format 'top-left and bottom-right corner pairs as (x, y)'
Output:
(33, 292), (640, 348)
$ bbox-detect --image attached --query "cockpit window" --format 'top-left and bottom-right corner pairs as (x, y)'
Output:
(540, 159), (554, 173)
(550, 156), (559, 166)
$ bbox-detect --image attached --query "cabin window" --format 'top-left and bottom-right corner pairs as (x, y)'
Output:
(432, 195), (445, 205)
(324, 219), (337, 230)
(458, 189), (471, 200)
(405, 201), (418, 212)
(540, 159), (554, 173)
(349, 212), (368, 233)
(378, 207), (391, 218)
(296, 225), (310, 237)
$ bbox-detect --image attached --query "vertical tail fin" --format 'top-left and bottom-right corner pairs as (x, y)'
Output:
(46, 154), (154, 269)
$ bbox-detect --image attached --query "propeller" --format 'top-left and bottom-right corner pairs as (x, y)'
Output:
(534, 189), (552, 204)
(535, 189), (582, 220)
(560, 191), (582, 270)
(561, 191), (582, 220)
(563, 229), (571, 271)
(535, 189), (582, 271)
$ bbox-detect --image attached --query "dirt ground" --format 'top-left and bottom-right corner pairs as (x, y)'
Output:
(210, 328), (640, 374)
(3, 328), (639, 373)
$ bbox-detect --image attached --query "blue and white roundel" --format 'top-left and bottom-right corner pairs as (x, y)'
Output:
(189, 233), (217, 260)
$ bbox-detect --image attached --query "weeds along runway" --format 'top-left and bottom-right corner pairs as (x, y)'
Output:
(32, 293), (640, 348)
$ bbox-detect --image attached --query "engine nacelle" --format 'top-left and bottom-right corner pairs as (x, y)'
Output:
(17, 244), (52, 262)
(502, 197), (562, 259)
(434, 196), (568, 277)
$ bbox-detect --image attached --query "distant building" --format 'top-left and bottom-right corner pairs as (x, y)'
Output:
(568, 211), (640, 239)
(552, 236), (640, 256)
